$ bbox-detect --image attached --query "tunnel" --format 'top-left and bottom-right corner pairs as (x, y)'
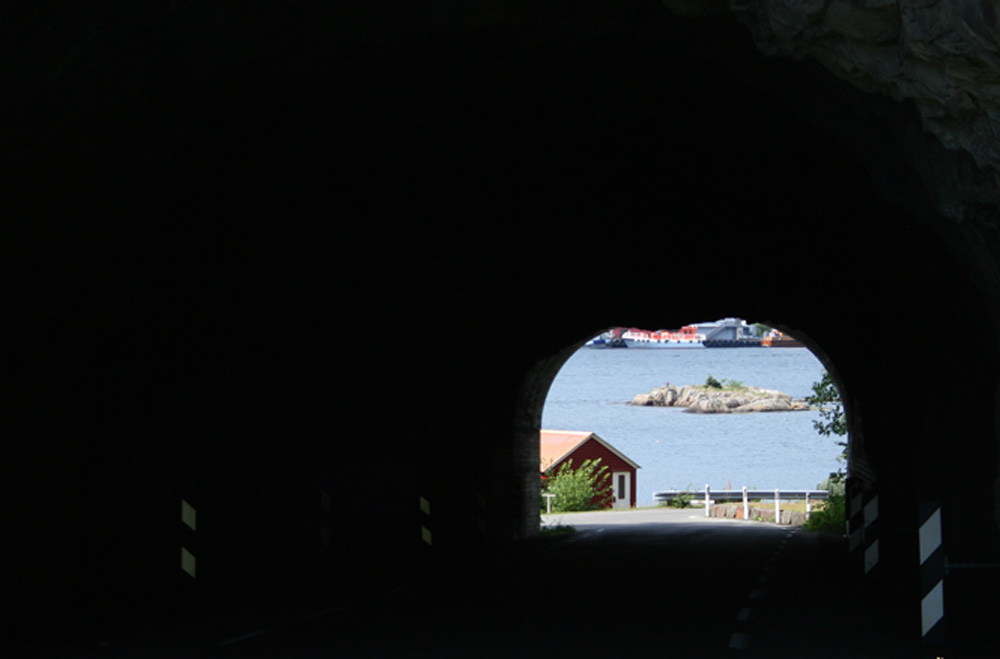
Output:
(5, 0), (1000, 655)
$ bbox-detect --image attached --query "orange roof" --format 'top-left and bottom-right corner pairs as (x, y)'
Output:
(540, 429), (640, 472)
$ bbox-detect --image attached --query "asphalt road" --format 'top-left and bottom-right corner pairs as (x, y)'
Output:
(20, 509), (991, 658)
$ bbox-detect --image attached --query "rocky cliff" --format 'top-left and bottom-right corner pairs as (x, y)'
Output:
(630, 383), (811, 413)
(662, 0), (1000, 225)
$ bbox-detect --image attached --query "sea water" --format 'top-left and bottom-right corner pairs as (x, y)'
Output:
(540, 346), (841, 506)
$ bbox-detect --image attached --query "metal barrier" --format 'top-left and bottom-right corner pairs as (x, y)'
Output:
(652, 485), (829, 523)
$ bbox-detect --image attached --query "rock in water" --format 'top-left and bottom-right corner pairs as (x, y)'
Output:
(629, 382), (811, 414)
(684, 398), (731, 414)
(733, 399), (793, 413)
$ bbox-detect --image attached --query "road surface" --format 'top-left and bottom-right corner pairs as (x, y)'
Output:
(17, 508), (993, 657)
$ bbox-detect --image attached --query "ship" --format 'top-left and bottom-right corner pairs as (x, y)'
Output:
(584, 329), (628, 348)
(698, 317), (763, 348)
(761, 329), (806, 348)
(620, 325), (705, 348)
(587, 318), (782, 349)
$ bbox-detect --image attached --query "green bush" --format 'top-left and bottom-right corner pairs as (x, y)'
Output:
(544, 458), (611, 512)
(817, 475), (846, 497)
(803, 494), (846, 533)
(705, 375), (723, 389)
(666, 483), (694, 508)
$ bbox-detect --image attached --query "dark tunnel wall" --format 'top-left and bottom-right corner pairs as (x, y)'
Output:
(4, 1), (1000, 646)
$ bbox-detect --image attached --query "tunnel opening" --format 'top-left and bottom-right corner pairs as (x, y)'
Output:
(530, 321), (850, 524)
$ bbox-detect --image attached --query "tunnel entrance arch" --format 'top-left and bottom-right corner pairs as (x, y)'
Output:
(516, 321), (864, 534)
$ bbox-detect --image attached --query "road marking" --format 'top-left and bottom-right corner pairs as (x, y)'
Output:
(749, 588), (764, 599)
(728, 632), (750, 650)
(215, 629), (272, 646)
(737, 607), (751, 621)
(757, 574), (769, 584)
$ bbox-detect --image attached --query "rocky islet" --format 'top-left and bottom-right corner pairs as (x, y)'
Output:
(630, 383), (811, 414)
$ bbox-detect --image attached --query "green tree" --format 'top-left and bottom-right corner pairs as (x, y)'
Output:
(807, 370), (848, 481)
(805, 370), (849, 533)
(544, 458), (612, 512)
(807, 370), (847, 439)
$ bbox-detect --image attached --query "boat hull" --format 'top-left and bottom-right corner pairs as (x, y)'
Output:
(623, 340), (704, 349)
(703, 339), (762, 348)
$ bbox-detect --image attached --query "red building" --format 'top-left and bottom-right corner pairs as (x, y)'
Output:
(540, 430), (640, 509)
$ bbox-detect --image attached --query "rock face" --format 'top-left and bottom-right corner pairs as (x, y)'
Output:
(663, 0), (1000, 224)
(630, 383), (811, 413)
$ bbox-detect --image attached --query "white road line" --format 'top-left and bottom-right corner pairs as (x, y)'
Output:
(737, 607), (751, 622)
(728, 632), (750, 649)
(749, 589), (764, 599)
(215, 629), (272, 647)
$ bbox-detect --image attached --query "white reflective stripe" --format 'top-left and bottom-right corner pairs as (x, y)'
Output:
(181, 547), (196, 578)
(919, 509), (942, 565)
(864, 496), (878, 527)
(921, 580), (945, 636)
(728, 633), (750, 650)
(421, 526), (432, 545)
(181, 500), (196, 531)
(420, 497), (431, 516)
(864, 539), (879, 574)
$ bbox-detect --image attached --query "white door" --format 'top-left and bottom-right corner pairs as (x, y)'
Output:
(612, 471), (631, 509)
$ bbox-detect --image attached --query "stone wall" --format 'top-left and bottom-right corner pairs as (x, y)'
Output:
(710, 503), (809, 525)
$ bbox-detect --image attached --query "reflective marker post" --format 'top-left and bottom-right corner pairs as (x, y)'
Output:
(918, 501), (945, 646)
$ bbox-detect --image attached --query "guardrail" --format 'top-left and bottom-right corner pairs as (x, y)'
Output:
(653, 485), (829, 524)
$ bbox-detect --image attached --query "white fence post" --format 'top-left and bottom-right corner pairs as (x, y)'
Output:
(805, 492), (812, 519)
(705, 484), (711, 517)
(742, 486), (749, 521)
(774, 488), (781, 525)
